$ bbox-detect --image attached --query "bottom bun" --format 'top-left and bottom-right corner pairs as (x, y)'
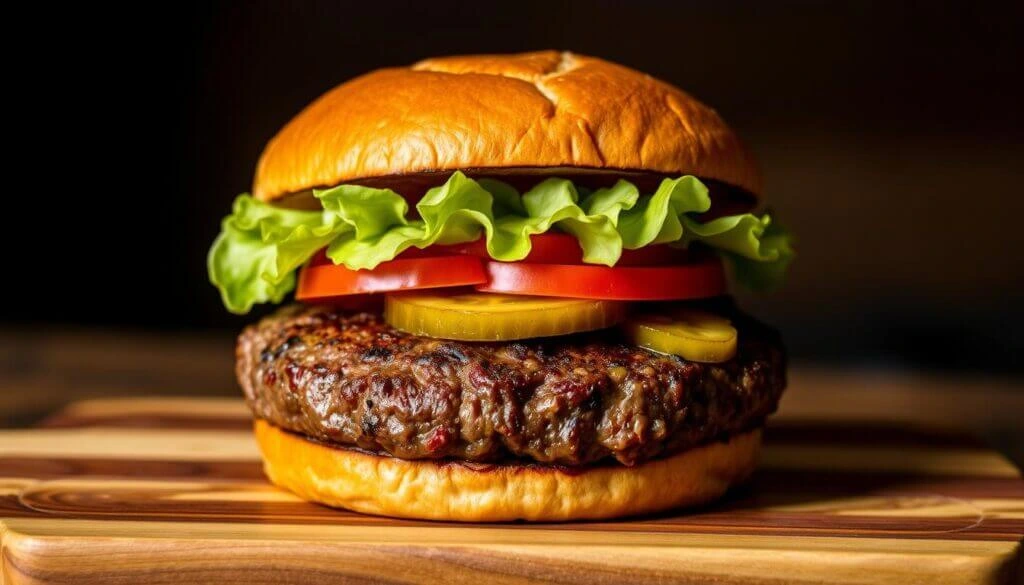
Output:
(254, 419), (761, 522)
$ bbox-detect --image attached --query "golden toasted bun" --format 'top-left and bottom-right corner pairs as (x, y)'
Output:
(254, 419), (760, 522)
(254, 51), (761, 202)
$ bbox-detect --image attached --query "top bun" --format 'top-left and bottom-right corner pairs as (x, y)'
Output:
(254, 51), (761, 202)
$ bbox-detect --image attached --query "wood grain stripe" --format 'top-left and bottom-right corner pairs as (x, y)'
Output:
(6, 517), (1021, 549)
(0, 429), (260, 461)
(0, 457), (265, 481)
(4, 478), (1021, 541)
(39, 414), (252, 431)
(7, 537), (1015, 585)
(4, 527), (1017, 585)
(48, 398), (249, 419)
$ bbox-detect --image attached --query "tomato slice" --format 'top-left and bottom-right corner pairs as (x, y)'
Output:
(296, 256), (487, 300)
(301, 238), (719, 301)
(477, 257), (726, 300)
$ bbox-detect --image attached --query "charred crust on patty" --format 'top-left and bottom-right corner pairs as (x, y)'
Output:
(237, 301), (785, 467)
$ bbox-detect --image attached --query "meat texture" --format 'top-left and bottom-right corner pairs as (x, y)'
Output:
(237, 302), (786, 467)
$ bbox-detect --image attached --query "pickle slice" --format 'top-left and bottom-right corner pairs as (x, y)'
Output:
(385, 292), (626, 341)
(625, 310), (737, 363)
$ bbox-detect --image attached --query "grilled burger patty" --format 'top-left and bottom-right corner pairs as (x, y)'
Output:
(237, 302), (786, 467)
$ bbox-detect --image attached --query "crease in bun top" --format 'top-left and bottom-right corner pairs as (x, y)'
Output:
(208, 51), (793, 522)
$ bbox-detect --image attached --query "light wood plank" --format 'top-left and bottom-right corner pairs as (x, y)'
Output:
(0, 429), (259, 461)
(10, 477), (1024, 522)
(2, 519), (1019, 585)
(2, 399), (1022, 584)
(55, 398), (249, 419)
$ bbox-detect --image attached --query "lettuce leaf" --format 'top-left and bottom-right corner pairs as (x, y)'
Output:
(209, 172), (793, 313)
(716, 217), (795, 291)
(316, 174), (627, 269)
(207, 196), (347, 313)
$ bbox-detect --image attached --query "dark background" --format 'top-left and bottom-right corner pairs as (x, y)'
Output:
(5, 0), (1024, 374)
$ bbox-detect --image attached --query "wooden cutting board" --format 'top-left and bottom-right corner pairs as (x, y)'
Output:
(1, 398), (1021, 585)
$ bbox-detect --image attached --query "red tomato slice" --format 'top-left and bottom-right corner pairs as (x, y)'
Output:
(392, 233), (687, 266)
(476, 257), (726, 300)
(296, 256), (487, 300)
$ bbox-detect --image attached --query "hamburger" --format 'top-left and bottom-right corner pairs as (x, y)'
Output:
(209, 51), (792, 522)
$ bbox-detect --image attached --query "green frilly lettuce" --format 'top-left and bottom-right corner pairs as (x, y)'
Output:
(209, 172), (793, 314)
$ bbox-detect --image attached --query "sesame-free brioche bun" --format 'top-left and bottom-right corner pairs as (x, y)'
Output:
(254, 419), (761, 522)
(254, 51), (761, 203)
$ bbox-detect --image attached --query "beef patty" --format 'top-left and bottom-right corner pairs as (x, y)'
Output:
(237, 301), (786, 467)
